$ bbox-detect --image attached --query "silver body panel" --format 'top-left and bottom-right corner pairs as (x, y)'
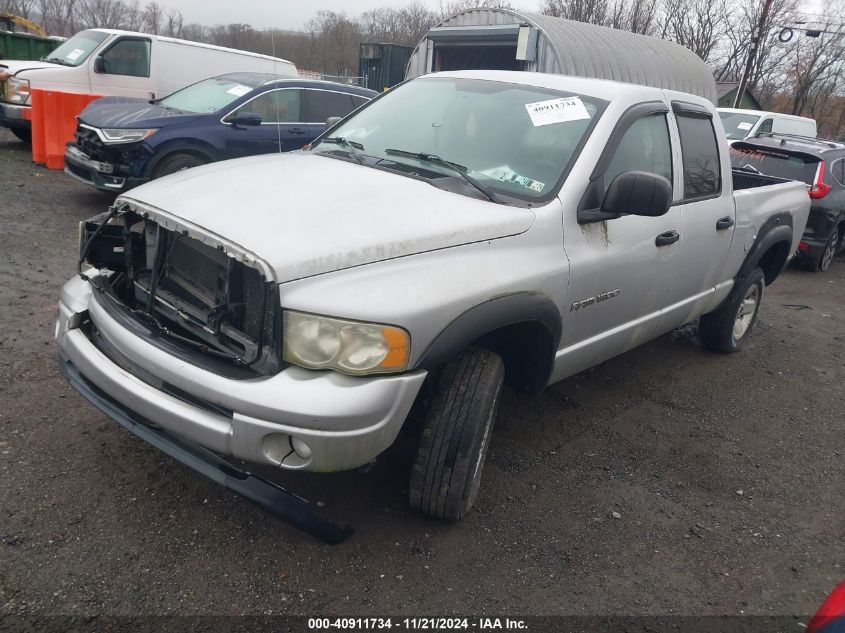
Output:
(58, 71), (811, 470)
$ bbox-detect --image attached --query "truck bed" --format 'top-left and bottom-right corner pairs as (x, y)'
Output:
(732, 168), (791, 191)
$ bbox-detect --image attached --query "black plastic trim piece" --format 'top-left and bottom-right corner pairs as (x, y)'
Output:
(59, 357), (354, 545)
(671, 101), (711, 118)
(737, 212), (794, 283)
(415, 292), (561, 372)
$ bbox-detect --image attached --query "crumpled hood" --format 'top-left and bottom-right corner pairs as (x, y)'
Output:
(78, 96), (201, 128)
(120, 152), (535, 282)
(0, 60), (57, 75)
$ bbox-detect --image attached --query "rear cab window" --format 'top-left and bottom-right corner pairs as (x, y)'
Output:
(675, 105), (722, 200)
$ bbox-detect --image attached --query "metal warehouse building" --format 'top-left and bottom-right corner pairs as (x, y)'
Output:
(406, 8), (717, 103)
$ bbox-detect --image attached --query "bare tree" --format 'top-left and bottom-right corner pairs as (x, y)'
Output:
(657, 0), (729, 62)
(783, 8), (845, 115)
(142, 0), (161, 34)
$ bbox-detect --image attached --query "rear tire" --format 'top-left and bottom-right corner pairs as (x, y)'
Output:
(699, 267), (764, 353)
(409, 348), (505, 521)
(152, 152), (207, 179)
(801, 228), (839, 272)
(10, 127), (30, 143)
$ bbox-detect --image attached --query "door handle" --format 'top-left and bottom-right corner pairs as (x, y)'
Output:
(716, 216), (735, 230)
(655, 230), (680, 246)
(289, 127), (306, 135)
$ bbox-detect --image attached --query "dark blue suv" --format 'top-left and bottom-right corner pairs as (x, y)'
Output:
(64, 73), (377, 193)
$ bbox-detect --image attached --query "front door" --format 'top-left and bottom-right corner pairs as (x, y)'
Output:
(556, 109), (681, 381)
(88, 36), (153, 99)
(225, 88), (306, 157)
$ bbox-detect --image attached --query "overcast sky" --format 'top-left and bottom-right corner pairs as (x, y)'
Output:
(155, 1), (541, 30)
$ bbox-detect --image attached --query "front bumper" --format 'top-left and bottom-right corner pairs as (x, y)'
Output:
(0, 101), (31, 130)
(56, 275), (427, 472)
(64, 143), (147, 192)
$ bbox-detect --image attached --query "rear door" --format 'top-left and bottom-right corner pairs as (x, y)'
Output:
(224, 87), (305, 157)
(658, 102), (735, 331)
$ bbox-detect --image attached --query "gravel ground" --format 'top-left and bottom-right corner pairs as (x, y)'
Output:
(0, 127), (843, 618)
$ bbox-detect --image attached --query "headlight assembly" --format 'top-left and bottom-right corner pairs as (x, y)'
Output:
(98, 128), (158, 144)
(6, 77), (31, 104)
(283, 311), (410, 376)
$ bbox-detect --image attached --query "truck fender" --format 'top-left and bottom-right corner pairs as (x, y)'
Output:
(737, 212), (793, 284)
(415, 292), (562, 392)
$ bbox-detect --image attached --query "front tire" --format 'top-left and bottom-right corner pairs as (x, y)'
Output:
(152, 152), (207, 179)
(699, 267), (765, 353)
(409, 348), (505, 521)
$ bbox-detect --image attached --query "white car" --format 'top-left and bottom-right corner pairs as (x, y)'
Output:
(719, 107), (817, 143)
(0, 28), (297, 141)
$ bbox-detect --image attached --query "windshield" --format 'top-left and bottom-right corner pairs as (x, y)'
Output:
(313, 77), (605, 203)
(719, 112), (760, 140)
(159, 75), (264, 114)
(44, 30), (109, 67)
(730, 145), (819, 184)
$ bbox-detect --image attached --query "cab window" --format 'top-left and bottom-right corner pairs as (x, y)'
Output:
(232, 89), (301, 124)
(604, 113), (673, 193)
(100, 38), (151, 77)
(759, 118), (773, 134)
(676, 113), (721, 199)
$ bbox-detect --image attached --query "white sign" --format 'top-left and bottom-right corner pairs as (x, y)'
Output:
(226, 85), (251, 97)
(525, 97), (590, 127)
(66, 48), (85, 61)
(737, 121), (754, 131)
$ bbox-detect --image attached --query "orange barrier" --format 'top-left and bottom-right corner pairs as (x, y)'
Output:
(30, 89), (102, 169)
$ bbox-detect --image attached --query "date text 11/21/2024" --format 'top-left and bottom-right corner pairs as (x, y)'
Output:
(307, 617), (528, 630)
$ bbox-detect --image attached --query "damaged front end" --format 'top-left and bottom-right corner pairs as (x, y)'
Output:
(65, 124), (152, 192)
(79, 202), (282, 376)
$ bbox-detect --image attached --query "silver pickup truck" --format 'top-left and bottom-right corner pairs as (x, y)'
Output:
(57, 70), (810, 525)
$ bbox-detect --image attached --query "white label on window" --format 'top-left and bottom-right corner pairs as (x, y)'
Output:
(479, 165), (546, 192)
(736, 122), (754, 131)
(226, 85), (251, 97)
(66, 48), (85, 61)
(525, 97), (590, 127)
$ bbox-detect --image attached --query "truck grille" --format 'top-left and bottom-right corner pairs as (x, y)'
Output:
(132, 228), (279, 372)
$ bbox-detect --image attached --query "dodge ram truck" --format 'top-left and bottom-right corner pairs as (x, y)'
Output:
(57, 71), (811, 525)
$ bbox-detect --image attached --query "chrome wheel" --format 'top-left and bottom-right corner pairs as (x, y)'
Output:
(820, 230), (839, 271)
(733, 285), (759, 340)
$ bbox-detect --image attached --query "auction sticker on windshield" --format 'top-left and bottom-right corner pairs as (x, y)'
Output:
(737, 121), (754, 130)
(226, 85), (251, 97)
(480, 166), (546, 193)
(66, 49), (85, 61)
(525, 97), (590, 127)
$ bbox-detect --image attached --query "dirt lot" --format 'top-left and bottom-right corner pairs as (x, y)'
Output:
(0, 126), (843, 619)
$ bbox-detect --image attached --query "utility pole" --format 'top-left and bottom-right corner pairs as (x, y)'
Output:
(733, 0), (774, 108)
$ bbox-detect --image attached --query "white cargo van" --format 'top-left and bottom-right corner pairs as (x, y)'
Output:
(718, 107), (817, 143)
(0, 28), (297, 140)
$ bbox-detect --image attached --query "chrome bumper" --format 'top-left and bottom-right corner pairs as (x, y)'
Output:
(0, 101), (30, 126)
(56, 275), (427, 472)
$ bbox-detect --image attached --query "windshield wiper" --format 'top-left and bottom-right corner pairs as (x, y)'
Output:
(384, 148), (502, 204)
(316, 136), (365, 165)
(43, 57), (73, 66)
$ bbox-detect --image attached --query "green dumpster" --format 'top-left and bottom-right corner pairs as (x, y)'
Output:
(0, 31), (61, 61)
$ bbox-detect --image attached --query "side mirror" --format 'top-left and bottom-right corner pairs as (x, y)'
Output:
(228, 112), (262, 127)
(94, 56), (106, 73)
(325, 116), (342, 129)
(601, 171), (672, 217)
